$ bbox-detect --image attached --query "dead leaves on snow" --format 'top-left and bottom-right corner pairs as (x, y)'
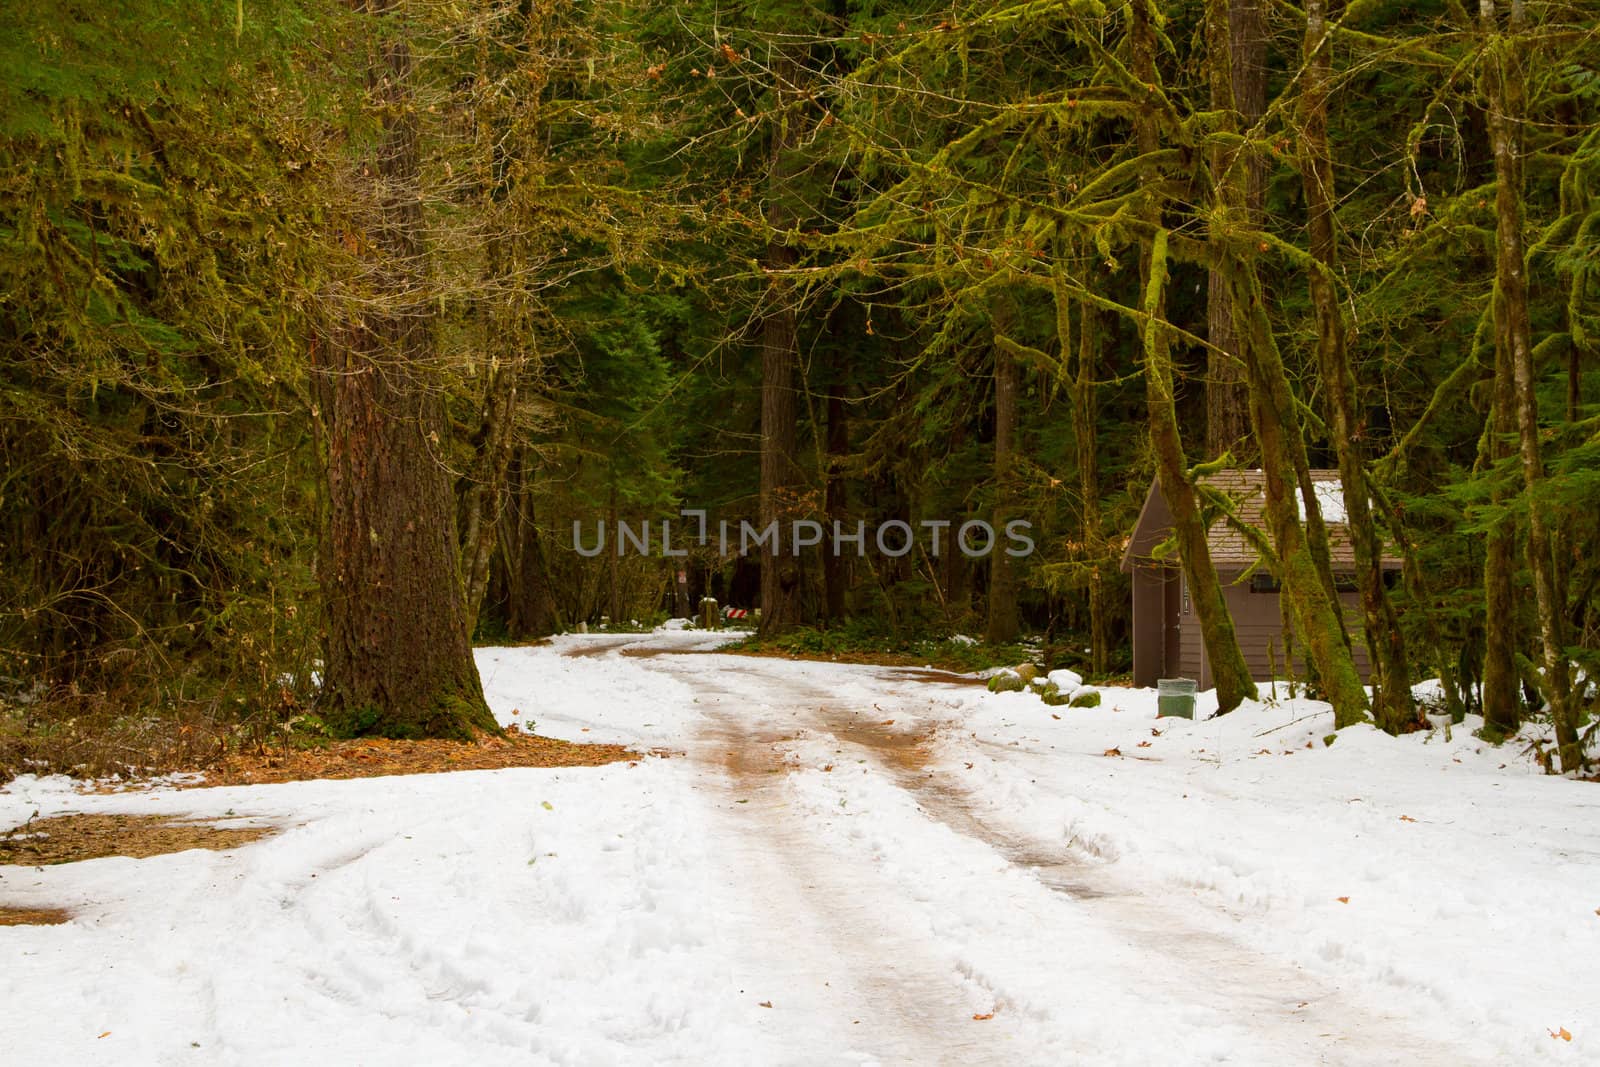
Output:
(0, 905), (71, 926)
(178, 728), (638, 789)
(1, 813), (273, 866)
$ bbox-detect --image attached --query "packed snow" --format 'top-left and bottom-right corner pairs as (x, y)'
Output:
(3, 630), (1596, 1064)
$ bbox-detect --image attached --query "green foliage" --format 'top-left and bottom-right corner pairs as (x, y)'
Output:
(729, 619), (1029, 673)
(0, 0), (327, 727)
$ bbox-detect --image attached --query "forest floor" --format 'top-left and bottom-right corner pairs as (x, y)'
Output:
(1, 629), (1596, 1064)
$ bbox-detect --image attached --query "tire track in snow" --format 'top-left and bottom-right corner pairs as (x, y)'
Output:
(609, 640), (1489, 1066)
(683, 672), (1025, 1065)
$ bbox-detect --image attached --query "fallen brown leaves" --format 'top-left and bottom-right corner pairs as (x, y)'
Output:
(0, 905), (72, 926)
(174, 728), (638, 790)
(1, 813), (273, 866)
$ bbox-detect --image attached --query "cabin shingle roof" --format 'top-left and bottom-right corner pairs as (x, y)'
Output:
(1121, 469), (1398, 573)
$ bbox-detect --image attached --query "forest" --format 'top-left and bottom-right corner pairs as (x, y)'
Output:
(2, 0), (1597, 776)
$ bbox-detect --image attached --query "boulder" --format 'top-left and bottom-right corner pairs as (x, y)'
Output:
(1040, 684), (1073, 707)
(1046, 668), (1083, 695)
(987, 669), (1026, 693)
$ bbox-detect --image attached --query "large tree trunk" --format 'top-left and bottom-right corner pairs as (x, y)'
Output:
(1300, 0), (1415, 733)
(315, 0), (493, 740)
(1203, 0), (1264, 461)
(1133, 1), (1257, 713)
(1480, 305), (1523, 732)
(1485, 0), (1582, 771)
(986, 303), (1022, 644)
(758, 55), (805, 637)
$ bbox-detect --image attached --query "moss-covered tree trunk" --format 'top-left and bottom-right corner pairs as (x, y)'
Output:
(459, 354), (520, 633)
(1300, 0), (1415, 733)
(1146, 236), (1259, 713)
(1480, 314), (1523, 731)
(1485, 0), (1582, 770)
(1227, 264), (1369, 727)
(1133, 0), (1256, 713)
(315, 0), (494, 740)
(1227, 268), (1369, 727)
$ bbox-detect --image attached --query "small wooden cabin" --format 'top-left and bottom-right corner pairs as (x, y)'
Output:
(1120, 470), (1401, 690)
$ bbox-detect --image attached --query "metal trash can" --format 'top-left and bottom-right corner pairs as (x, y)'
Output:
(1157, 677), (1198, 719)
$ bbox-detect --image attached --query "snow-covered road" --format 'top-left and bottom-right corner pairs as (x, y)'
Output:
(3, 631), (1596, 1065)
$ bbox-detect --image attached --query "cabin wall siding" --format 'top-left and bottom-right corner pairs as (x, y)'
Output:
(1174, 575), (1375, 686)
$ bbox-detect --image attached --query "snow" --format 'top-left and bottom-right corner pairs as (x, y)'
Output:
(1046, 667), (1084, 694)
(3, 635), (1596, 1064)
(1298, 480), (1349, 524)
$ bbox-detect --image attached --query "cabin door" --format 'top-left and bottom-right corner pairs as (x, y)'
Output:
(1163, 569), (1182, 677)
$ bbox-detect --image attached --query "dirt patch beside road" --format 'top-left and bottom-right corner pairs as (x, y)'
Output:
(1, 812), (275, 866)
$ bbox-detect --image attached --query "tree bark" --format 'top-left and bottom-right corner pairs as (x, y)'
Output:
(315, 0), (493, 739)
(1300, 0), (1415, 732)
(1204, 0), (1263, 461)
(1484, 0), (1582, 770)
(459, 356), (520, 633)
(758, 54), (805, 637)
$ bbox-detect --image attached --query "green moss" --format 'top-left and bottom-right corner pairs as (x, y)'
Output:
(725, 623), (1031, 673)
(988, 670), (1026, 693)
(324, 687), (498, 742)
